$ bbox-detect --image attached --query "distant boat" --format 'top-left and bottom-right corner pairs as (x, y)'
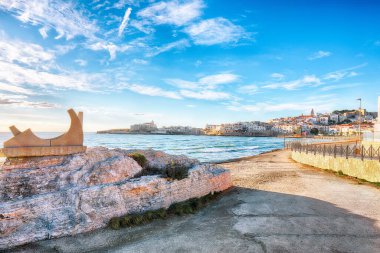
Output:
(1, 109), (86, 158)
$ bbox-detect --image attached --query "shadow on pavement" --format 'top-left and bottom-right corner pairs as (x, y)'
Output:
(8, 187), (380, 253)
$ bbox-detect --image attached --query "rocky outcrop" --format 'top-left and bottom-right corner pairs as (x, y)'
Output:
(0, 147), (232, 249)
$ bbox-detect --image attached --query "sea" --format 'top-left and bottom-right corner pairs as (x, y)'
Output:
(0, 132), (286, 163)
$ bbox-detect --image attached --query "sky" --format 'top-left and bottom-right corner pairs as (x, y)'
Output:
(0, 0), (380, 132)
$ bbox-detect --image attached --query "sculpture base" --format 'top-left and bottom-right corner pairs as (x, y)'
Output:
(0, 146), (87, 158)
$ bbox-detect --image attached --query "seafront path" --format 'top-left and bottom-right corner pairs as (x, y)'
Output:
(16, 150), (380, 253)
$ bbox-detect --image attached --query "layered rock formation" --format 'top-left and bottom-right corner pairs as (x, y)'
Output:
(0, 147), (232, 249)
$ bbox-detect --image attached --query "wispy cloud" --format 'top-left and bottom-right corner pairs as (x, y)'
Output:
(320, 83), (361, 91)
(271, 73), (285, 80)
(308, 50), (332, 60)
(87, 41), (132, 60)
(322, 63), (365, 81)
(118, 7), (132, 37)
(0, 0), (99, 40)
(185, 17), (247, 45)
(0, 93), (58, 108)
(263, 75), (321, 90)
(74, 59), (88, 66)
(146, 39), (190, 57)
(238, 84), (258, 95)
(0, 32), (55, 69)
(227, 96), (338, 113)
(0, 82), (34, 95)
(180, 90), (230, 100)
(137, 0), (204, 26)
(124, 83), (182, 99)
(167, 73), (239, 90)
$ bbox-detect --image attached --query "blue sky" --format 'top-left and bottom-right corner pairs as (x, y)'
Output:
(0, 0), (379, 131)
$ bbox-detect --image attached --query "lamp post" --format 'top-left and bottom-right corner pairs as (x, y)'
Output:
(357, 98), (362, 142)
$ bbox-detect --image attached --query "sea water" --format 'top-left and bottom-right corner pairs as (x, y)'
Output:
(0, 132), (285, 163)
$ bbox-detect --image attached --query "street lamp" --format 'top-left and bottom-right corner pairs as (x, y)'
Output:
(357, 98), (362, 142)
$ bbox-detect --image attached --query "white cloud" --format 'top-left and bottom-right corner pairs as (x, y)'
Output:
(185, 17), (246, 45)
(75, 59), (88, 66)
(0, 0), (99, 40)
(167, 73), (239, 90)
(227, 98), (337, 113)
(138, 0), (204, 26)
(263, 75), (321, 90)
(0, 32), (55, 69)
(0, 61), (94, 91)
(198, 73), (239, 86)
(322, 64), (365, 81)
(180, 90), (230, 100)
(88, 41), (132, 60)
(320, 83), (360, 91)
(132, 58), (149, 65)
(146, 39), (190, 57)
(271, 73), (285, 80)
(238, 84), (258, 95)
(118, 7), (132, 37)
(124, 83), (182, 99)
(0, 82), (34, 95)
(323, 70), (359, 81)
(0, 93), (58, 108)
(38, 26), (49, 39)
(308, 50), (332, 60)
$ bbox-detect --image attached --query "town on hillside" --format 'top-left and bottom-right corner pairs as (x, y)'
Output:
(97, 108), (378, 137)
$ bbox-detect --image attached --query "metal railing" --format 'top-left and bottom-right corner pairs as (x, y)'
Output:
(287, 142), (380, 162)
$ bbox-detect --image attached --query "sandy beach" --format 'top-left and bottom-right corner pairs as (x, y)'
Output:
(10, 150), (380, 253)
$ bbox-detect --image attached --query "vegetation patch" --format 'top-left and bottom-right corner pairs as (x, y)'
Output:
(109, 192), (221, 230)
(128, 153), (147, 168)
(164, 161), (189, 180)
(132, 159), (191, 180)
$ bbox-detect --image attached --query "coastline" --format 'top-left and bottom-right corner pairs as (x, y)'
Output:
(96, 132), (278, 137)
(213, 148), (283, 164)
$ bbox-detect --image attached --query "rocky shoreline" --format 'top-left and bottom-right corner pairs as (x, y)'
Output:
(0, 147), (232, 250)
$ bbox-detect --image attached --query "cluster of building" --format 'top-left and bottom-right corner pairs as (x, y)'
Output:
(98, 107), (379, 138)
(204, 121), (274, 136)
(269, 108), (377, 136)
(98, 121), (203, 135)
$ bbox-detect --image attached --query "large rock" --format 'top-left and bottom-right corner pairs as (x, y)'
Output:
(0, 147), (232, 249)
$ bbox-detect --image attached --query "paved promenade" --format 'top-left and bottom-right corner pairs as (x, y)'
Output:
(13, 150), (380, 253)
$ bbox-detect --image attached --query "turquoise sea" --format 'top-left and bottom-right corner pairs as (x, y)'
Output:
(0, 133), (285, 163)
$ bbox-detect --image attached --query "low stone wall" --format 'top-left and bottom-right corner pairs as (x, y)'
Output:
(292, 151), (380, 183)
(0, 147), (232, 249)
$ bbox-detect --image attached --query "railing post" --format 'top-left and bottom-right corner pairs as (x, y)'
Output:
(334, 145), (336, 158)
(361, 146), (364, 161)
(346, 145), (349, 159)
(323, 144), (326, 157)
(370, 145), (373, 160)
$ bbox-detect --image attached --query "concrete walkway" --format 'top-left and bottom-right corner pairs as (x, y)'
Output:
(12, 150), (380, 253)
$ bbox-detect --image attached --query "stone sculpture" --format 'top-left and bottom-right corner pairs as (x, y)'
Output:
(0, 109), (86, 157)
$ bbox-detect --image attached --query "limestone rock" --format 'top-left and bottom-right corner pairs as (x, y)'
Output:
(124, 149), (200, 171)
(0, 147), (232, 250)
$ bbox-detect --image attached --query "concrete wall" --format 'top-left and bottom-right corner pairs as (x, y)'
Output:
(292, 151), (380, 183)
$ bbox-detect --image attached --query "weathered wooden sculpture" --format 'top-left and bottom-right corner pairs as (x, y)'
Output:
(0, 109), (86, 157)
